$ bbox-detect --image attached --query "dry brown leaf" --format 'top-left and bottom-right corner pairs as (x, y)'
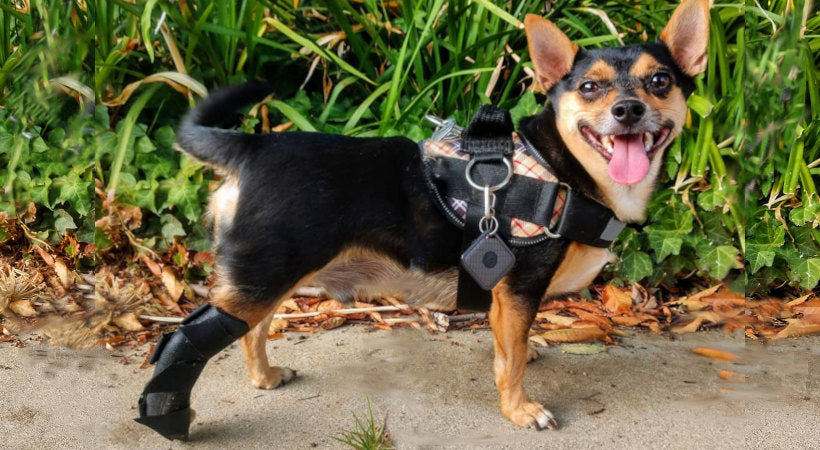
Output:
(573, 310), (613, 330)
(54, 259), (71, 287)
(268, 318), (289, 334)
(671, 317), (704, 334)
(33, 246), (54, 267)
(680, 285), (722, 303)
(267, 332), (286, 340)
(536, 312), (577, 327)
(320, 316), (346, 330)
(772, 321), (820, 340)
(279, 299), (300, 312)
(140, 254), (162, 277)
(785, 294), (814, 307)
(611, 316), (645, 327)
(528, 335), (549, 347)
(542, 326), (606, 343)
(112, 312), (145, 331)
(317, 299), (343, 312)
(702, 292), (745, 310)
(161, 267), (183, 303)
(691, 347), (741, 361)
(718, 369), (747, 383)
(9, 300), (37, 317)
(602, 285), (632, 314)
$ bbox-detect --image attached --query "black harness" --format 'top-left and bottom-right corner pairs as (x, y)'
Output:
(420, 106), (625, 311)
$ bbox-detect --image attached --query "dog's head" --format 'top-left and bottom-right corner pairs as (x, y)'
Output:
(525, 0), (708, 221)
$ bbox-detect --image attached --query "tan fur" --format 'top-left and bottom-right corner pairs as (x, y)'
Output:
(660, 0), (710, 76)
(629, 53), (662, 78)
(524, 15), (578, 91)
(490, 279), (553, 428)
(208, 175), (239, 246)
(585, 60), (617, 81)
(545, 242), (616, 298)
(553, 91), (666, 222)
(211, 273), (315, 389)
(310, 246), (459, 310)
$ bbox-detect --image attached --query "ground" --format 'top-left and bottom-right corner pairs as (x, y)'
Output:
(1, 328), (818, 449)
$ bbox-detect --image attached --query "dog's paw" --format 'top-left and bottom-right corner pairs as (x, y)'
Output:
(507, 402), (557, 431)
(251, 366), (297, 389)
(526, 342), (539, 363)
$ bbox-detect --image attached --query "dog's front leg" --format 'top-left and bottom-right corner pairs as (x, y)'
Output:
(490, 280), (557, 430)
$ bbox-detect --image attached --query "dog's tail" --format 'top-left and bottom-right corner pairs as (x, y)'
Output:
(175, 82), (275, 168)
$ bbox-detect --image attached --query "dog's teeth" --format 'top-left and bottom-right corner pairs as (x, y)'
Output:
(602, 136), (614, 154)
(643, 132), (654, 151)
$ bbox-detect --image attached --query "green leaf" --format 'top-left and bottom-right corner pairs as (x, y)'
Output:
(746, 243), (776, 274)
(53, 209), (77, 235)
(160, 213), (186, 243)
(791, 258), (820, 289)
(697, 242), (739, 280)
(646, 229), (683, 262)
(621, 250), (653, 281)
(686, 94), (714, 118)
(56, 176), (92, 216)
(509, 91), (539, 128)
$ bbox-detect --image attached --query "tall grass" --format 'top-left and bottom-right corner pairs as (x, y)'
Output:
(2, 0), (817, 292)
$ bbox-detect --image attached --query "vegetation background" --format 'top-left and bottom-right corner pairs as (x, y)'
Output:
(0, 0), (818, 303)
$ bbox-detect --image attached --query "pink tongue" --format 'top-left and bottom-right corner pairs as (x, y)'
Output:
(608, 134), (650, 185)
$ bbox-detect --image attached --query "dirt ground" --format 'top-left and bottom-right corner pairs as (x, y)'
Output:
(1, 328), (818, 449)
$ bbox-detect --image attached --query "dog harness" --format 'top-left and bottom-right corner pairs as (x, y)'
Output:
(420, 106), (625, 311)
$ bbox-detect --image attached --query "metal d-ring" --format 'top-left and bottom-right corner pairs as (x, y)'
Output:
(465, 157), (513, 192)
(543, 182), (572, 239)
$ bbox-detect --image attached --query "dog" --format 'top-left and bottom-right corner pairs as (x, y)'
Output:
(140, 0), (708, 437)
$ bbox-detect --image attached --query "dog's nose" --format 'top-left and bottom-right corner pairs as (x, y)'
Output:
(611, 100), (646, 125)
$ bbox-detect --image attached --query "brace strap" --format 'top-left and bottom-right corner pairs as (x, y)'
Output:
(135, 303), (249, 440)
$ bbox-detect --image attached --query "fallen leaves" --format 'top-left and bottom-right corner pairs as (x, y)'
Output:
(691, 347), (741, 362)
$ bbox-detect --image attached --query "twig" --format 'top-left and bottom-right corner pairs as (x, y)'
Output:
(273, 305), (409, 319)
(448, 313), (487, 323)
(138, 304), (414, 324)
(138, 315), (183, 324)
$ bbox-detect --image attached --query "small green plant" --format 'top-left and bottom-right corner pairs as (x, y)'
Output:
(333, 397), (393, 450)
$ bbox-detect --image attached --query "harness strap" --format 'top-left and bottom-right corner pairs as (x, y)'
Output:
(457, 105), (514, 312)
(440, 158), (624, 246)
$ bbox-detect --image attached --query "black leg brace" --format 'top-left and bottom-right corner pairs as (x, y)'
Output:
(135, 303), (249, 440)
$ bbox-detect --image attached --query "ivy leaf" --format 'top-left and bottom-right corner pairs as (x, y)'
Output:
(621, 250), (653, 281)
(746, 243), (776, 274)
(791, 258), (820, 289)
(56, 175), (92, 216)
(53, 208), (77, 235)
(696, 242), (740, 280)
(155, 126), (176, 149)
(160, 213), (187, 243)
(646, 229), (683, 262)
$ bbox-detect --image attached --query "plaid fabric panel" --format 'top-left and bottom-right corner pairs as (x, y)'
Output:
(425, 134), (564, 238)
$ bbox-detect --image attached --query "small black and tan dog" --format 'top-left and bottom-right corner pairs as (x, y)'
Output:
(138, 0), (708, 438)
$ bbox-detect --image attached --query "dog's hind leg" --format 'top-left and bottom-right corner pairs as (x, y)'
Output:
(489, 279), (558, 431)
(234, 274), (316, 389)
(135, 275), (307, 440)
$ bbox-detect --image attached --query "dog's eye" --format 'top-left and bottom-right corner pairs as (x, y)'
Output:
(579, 81), (599, 94)
(650, 73), (671, 90)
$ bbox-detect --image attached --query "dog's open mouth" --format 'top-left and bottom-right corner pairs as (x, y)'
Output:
(580, 125), (671, 186)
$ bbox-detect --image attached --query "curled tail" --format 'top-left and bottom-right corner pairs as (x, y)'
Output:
(175, 83), (275, 168)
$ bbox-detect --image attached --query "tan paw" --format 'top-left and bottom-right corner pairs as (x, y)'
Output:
(251, 366), (296, 389)
(526, 342), (539, 363)
(506, 401), (557, 430)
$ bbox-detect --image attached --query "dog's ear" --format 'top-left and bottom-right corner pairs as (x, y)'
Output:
(660, 0), (710, 77)
(525, 15), (578, 91)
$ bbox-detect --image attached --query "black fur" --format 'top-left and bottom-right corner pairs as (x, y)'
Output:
(549, 43), (695, 102)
